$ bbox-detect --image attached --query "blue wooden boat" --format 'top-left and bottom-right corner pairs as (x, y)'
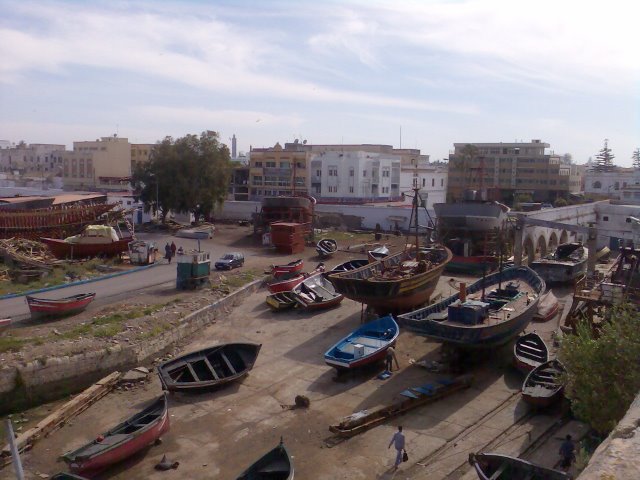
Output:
(397, 267), (545, 348)
(236, 437), (294, 479)
(324, 315), (399, 370)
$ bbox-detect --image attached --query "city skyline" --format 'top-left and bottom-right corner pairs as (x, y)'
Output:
(1, 0), (638, 165)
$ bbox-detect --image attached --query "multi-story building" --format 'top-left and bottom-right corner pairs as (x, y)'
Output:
(400, 161), (448, 209)
(309, 151), (400, 202)
(130, 143), (154, 172)
(0, 143), (65, 173)
(62, 135), (131, 191)
(447, 140), (575, 204)
(248, 141), (439, 203)
(228, 164), (249, 201)
(584, 167), (639, 200)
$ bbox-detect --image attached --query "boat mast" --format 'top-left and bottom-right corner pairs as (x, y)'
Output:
(413, 185), (420, 254)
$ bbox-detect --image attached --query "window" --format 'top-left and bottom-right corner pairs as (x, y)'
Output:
(441, 178), (444, 187)
(432, 178), (435, 187)
(603, 216), (609, 221)
(280, 161), (290, 169)
(363, 170), (367, 177)
(592, 181), (602, 189)
(382, 169), (390, 177)
(296, 162), (304, 169)
(422, 178), (426, 187)
(349, 186), (354, 193)
(328, 166), (338, 176)
(253, 176), (263, 185)
(254, 161), (262, 167)
(316, 169), (321, 177)
(266, 161), (276, 168)
(349, 168), (354, 177)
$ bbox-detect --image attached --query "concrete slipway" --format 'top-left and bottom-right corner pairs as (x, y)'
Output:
(5, 277), (578, 480)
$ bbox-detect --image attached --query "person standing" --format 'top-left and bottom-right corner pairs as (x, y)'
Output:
(170, 241), (177, 258)
(385, 346), (399, 372)
(559, 434), (575, 470)
(164, 243), (172, 264)
(388, 425), (406, 471)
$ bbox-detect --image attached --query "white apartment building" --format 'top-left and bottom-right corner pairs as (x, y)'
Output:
(0, 143), (65, 173)
(584, 167), (640, 200)
(399, 161), (447, 209)
(62, 135), (131, 191)
(309, 151), (400, 202)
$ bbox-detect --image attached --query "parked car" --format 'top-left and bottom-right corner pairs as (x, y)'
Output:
(215, 252), (244, 270)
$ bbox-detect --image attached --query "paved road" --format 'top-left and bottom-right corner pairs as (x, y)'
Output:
(1, 233), (237, 321)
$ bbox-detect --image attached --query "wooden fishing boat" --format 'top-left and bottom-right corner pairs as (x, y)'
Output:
(236, 438), (294, 480)
(50, 473), (90, 480)
(158, 342), (261, 392)
(513, 332), (548, 372)
(292, 272), (344, 310)
(62, 394), (169, 476)
(316, 238), (338, 258)
(267, 263), (325, 294)
(468, 452), (571, 480)
(328, 259), (368, 273)
(42, 225), (132, 259)
(326, 246), (452, 314)
(531, 242), (588, 284)
(270, 259), (304, 279)
(26, 293), (96, 320)
(398, 267), (545, 348)
(367, 245), (389, 262)
(522, 359), (566, 407)
(329, 375), (472, 437)
(266, 291), (298, 311)
(324, 315), (399, 370)
(532, 290), (560, 322)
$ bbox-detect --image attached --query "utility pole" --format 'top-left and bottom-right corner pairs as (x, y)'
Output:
(6, 419), (25, 480)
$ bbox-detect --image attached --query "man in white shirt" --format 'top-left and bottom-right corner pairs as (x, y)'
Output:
(388, 425), (406, 471)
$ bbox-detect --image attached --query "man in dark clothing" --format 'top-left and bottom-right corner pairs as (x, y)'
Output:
(165, 243), (172, 263)
(170, 241), (177, 258)
(559, 434), (575, 469)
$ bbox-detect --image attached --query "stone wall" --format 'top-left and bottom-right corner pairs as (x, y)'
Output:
(578, 391), (640, 479)
(0, 279), (263, 414)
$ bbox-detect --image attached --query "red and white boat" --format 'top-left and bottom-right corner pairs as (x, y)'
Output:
(63, 394), (169, 476)
(26, 293), (96, 320)
(270, 258), (304, 279)
(292, 272), (344, 310)
(267, 263), (325, 294)
(41, 225), (132, 259)
(532, 290), (560, 322)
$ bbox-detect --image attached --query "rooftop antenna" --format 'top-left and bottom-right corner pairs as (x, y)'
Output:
(399, 126), (402, 149)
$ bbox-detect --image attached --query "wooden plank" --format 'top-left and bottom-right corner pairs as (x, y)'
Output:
(1, 371), (121, 463)
(220, 352), (237, 375)
(186, 363), (200, 382)
(203, 356), (220, 380)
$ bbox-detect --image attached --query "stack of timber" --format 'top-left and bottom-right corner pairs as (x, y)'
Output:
(0, 237), (56, 270)
(329, 375), (472, 438)
(0, 371), (121, 466)
(0, 203), (117, 240)
(270, 222), (309, 254)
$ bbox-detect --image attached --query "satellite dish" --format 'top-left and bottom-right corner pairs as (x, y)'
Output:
(303, 140), (307, 144)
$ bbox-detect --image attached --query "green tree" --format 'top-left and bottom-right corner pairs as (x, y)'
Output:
(559, 304), (640, 434)
(554, 197), (568, 207)
(131, 131), (231, 222)
(632, 148), (640, 169)
(591, 139), (616, 172)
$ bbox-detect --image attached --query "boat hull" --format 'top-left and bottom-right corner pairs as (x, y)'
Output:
(41, 238), (131, 259)
(26, 293), (96, 319)
(324, 315), (399, 370)
(237, 441), (294, 480)
(326, 247), (452, 313)
(445, 256), (498, 275)
(513, 333), (548, 373)
(522, 360), (565, 408)
(271, 259), (304, 279)
(398, 267), (545, 349)
(65, 395), (169, 477)
(468, 452), (571, 480)
(530, 259), (587, 283)
(268, 274), (305, 294)
(293, 272), (344, 311)
(266, 291), (298, 310)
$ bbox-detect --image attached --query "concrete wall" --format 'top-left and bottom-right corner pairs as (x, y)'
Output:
(578, 390), (640, 479)
(0, 280), (263, 414)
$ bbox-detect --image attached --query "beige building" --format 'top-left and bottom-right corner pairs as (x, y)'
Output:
(131, 143), (154, 172)
(447, 140), (579, 204)
(62, 135), (131, 191)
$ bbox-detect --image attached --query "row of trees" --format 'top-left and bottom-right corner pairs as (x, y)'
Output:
(590, 139), (640, 172)
(131, 131), (232, 223)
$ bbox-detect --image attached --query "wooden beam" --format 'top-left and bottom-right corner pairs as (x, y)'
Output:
(0, 371), (121, 464)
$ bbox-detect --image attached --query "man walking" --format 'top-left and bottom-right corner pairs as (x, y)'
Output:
(170, 241), (177, 259)
(559, 434), (575, 471)
(388, 425), (405, 471)
(164, 243), (172, 264)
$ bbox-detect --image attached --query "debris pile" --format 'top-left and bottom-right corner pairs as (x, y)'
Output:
(0, 238), (55, 270)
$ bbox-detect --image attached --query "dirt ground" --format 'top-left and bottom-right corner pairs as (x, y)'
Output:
(1, 226), (398, 366)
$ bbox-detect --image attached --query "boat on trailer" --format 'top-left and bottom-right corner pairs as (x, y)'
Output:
(398, 267), (545, 348)
(26, 293), (96, 320)
(316, 238), (338, 258)
(270, 259), (304, 279)
(513, 332), (548, 372)
(324, 315), (399, 370)
(522, 359), (566, 407)
(531, 242), (588, 284)
(62, 394), (169, 477)
(236, 437), (294, 480)
(158, 343), (261, 392)
(292, 272), (344, 310)
(468, 452), (571, 480)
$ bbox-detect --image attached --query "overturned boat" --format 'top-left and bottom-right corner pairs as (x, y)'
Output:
(158, 343), (261, 392)
(468, 452), (570, 480)
(316, 238), (338, 258)
(398, 267), (545, 348)
(324, 315), (399, 370)
(62, 394), (169, 476)
(531, 242), (588, 284)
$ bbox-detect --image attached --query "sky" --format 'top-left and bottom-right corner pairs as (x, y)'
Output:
(1, 0), (638, 165)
